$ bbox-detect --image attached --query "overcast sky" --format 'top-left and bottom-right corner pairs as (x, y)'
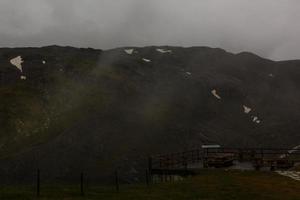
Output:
(0, 0), (299, 60)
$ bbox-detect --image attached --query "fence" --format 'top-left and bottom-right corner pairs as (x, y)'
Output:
(149, 147), (300, 173)
(0, 168), (151, 198)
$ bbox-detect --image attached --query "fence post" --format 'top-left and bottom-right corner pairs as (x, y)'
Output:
(148, 156), (153, 183)
(164, 170), (168, 182)
(115, 170), (119, 192)
(37, 169), (40, 197)
(80, 172), (84, 196)
(239, 149), (243, 161)
(145, 169), (149, 186)
(202, 148), (206, 168)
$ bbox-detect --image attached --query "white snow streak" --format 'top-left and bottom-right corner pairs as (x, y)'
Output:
(142, 58), (151, 62)
(252, 116), (261, 124)
(211, 89), (221, 100)
(156, 48), (172, 53)
(10, 56), (24, 72)
(124, 49), (134, 55)
(276, 171), (300, 181)
(243, 105), (252, 114)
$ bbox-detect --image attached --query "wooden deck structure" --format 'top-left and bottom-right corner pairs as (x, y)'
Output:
(204, 153), (235, 168)
(148, 147), (300, 179)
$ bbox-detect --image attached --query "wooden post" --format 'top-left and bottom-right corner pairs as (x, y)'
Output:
(270, 165), (275, 171)
(182, 152), (188, 171)
(203, 148), (208, 168)
(80, 172), (84, 196)
(115, 170), (119, 192)
(251, 150), (255, 160)
(239, 149), (243, 161)
(145, 170), (149, 186)
(191, 151), (194, 163)
(202, 148), (207, 168)
(255, 165), (260, 171)
(37, 169), (40, 197)
(261, 149), (264, 159)
(148, 156), (153, 184)
(255, 159), (261, 171)
(159, 158), (162, 168)
(165, 170), (169, 182)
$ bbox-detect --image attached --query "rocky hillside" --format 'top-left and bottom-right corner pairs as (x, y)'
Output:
(0, 45), (300, 182)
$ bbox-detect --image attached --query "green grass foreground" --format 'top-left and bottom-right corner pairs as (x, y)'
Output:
(1, 170), (300, 200)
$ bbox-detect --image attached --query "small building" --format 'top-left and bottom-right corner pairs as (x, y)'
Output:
(202, 144), (221, 154)
(201, 144), (221, 149)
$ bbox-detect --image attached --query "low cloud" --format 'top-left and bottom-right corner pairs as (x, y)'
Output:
(0, 0), (299, 60)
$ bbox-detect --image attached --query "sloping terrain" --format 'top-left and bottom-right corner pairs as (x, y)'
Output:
(0, 46), (300, 182)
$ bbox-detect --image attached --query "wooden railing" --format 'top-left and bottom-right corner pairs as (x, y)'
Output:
(149, 149), (203, 170)
(149, 148), (300, 171)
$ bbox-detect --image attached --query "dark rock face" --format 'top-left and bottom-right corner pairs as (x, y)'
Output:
(0, 45), (300, 182)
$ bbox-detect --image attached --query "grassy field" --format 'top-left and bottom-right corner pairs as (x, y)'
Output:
(1, 170), (300, 200)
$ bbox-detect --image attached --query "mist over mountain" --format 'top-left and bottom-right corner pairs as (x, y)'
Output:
(0, 45), (300, 182)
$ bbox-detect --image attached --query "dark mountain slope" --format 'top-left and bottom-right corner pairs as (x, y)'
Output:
(0, 46), (300, 182)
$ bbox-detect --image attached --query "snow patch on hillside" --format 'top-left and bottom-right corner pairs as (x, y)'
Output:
(186, 72), (192, 75)
(211, 89), (221, 100)
(252, 116), (261, 124)
(10, 56), (24, 72)
(280, 145), (300, 158)
(243, 105), (252, 114)
(124, 49), (134, 55)
(276, 171), (300, 181)
(288, 145), (300, 154)
(142, 58), (151, 62)
(156, 48), (172, 53)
